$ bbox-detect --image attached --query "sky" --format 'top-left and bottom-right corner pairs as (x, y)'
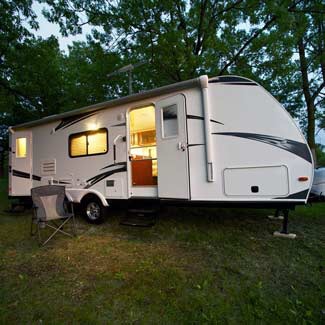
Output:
(32, 2), (325, 146)
(32, 2), (91, 52)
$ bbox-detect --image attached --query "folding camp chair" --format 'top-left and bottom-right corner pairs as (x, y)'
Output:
(31, 185), (76, 246)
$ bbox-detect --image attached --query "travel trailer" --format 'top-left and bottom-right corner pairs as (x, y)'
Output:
(9, 75), (314, 224)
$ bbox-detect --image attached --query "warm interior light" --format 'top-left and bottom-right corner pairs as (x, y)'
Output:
(16, 137), (27, 158)
(70, 134), (87, 156)
(130, 106), (155, 133)
(70, 129), (107, 157)
(88, 130), (107, 154)
(87, 122), (99, 131)
(129, 105), (157, 185)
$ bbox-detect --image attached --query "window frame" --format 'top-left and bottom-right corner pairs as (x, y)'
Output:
(68, 128), (109, 158)
(161, 104), (179, 139)
(16, 137), (27, 158)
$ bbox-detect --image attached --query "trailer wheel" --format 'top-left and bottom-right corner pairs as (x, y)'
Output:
(81, 196), (106, 224)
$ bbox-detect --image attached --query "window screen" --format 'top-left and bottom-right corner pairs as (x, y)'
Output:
(16, 137), (27, 158)
(69, 128), (108, 157)
(162, 104), (178, 138)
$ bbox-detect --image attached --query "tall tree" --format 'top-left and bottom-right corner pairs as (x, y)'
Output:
(62, 41), (123, 111)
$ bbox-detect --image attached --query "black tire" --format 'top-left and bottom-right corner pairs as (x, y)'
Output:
(81, 196), (106, 224)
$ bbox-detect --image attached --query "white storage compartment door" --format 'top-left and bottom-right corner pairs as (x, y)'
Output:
(224, 165), (289, 197)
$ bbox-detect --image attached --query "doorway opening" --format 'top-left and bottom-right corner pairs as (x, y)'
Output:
(129, 105), (157, 186)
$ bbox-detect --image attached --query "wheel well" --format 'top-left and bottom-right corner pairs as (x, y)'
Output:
(81, 193), (103, 206)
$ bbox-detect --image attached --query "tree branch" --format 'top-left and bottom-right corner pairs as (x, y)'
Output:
(218, 0), (305, 75)
(312, 81), (325, 101)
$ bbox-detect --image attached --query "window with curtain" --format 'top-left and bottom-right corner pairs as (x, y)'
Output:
(69, 128), (108, 157)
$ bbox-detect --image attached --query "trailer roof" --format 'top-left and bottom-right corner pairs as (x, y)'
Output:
(11, 75), (255, 130)
(11, 76), (204, 130)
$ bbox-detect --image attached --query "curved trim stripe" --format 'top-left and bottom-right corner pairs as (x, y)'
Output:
(187, 115), (224, 125)
(85, 162), (127, 188)
(54, 112), (97, 132)
(213, 132), (312, 164)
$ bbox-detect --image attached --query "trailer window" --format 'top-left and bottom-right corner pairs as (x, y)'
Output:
(16, 137), (27, 158)
(162, 104), (178, 138)
(69, 128), (108, 157)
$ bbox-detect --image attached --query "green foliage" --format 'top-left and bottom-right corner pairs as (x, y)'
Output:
(62, 41), (123, 111)
(0, 0), (324, 152)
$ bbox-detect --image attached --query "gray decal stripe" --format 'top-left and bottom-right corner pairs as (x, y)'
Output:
(85, 166), (127, 188)
(111, 122), (126, 127)
(187, 115), (224, 125)
(275, 189), (309, 200)
(213, 132), (312, 164)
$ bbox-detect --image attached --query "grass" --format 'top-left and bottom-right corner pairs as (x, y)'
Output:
(0, 177), (324, 324)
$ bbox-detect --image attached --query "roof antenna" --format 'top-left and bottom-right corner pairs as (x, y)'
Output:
(107, 61), (147, 95)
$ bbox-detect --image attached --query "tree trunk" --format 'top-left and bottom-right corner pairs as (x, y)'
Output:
(298, 37), (317, 165)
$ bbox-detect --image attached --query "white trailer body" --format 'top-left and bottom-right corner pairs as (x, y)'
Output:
(8, 75), (314, 219)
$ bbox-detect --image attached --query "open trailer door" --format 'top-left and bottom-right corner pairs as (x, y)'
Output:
(155, 94), (189, 199)
(9, 130), (32, 196)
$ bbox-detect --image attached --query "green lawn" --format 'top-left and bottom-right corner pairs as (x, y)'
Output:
(0, 177), (324, 324)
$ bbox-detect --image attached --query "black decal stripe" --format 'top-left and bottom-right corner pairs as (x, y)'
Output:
(54, 112), (97, 132)
(213, 132), (312, 164)
(85, 166), (127, 189)
(223, 82), (258, 86)
(62, 113), (97, 130)
(188, 144), (204, 147)
(32, 175), (42, 181)
(275, 189), (309, 200)
(12, 170), (30, 179)
(187, 115), (224, 125)
(187, 115), (204, 120)
(209, 76), (256, 84)
(210, 119), (224, 125)
(111, 122), (126, 127)
(101, 162), (127, 170)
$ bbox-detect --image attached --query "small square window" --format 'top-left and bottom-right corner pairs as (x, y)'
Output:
(16, 138), (27, 158)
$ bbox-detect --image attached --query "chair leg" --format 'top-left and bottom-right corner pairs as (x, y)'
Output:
(41, 218), (73, 246)
(72, 214), (77, 236)
(30, 217), (35, 236)
(37, 222), (42, 246)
